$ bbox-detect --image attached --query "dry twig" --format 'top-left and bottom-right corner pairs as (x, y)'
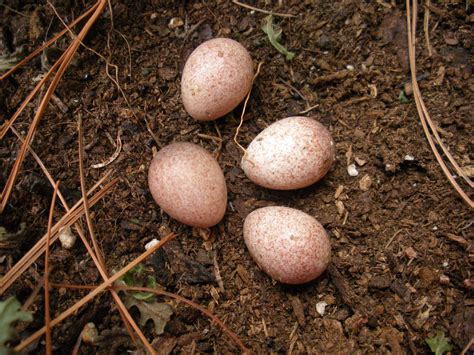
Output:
(233, 61), (263, 154)
(232, 0), (296, 18)
(44, 181), (59, 355)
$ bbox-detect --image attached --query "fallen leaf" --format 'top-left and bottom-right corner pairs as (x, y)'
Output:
(125, 297), (173, 335)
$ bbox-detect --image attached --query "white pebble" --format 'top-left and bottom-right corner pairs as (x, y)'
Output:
(145, 238), (160, 250)
(316, 301), (328, 316)
(347, 164), (359, 177)
(346, 65), (354, 71)
(82, 322), (99, 344)
(58, 227), (76, 249)
(442, 261), (448, 267)
(404, 154), (415, 161)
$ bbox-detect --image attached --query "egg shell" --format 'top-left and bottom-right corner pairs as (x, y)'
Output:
(148, 142), (227, 228)
(181, 38), (254, 121)
(243, 206), (331, 284)
(241, 116), (335, 190)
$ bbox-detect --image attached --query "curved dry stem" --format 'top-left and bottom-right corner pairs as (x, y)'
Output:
(44, 181), (59, 355)
(14, 232), (177, 352)
(232, 0), (296, 18)
(233, 61), (264, 155)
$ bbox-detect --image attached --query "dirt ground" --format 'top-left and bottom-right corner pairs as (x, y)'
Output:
(1, 0), (473, 353)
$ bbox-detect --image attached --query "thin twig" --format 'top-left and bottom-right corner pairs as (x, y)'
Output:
(78, 116), (105, 269)
(0, 4), (30, 17)
(423, 0), (433, 57)
(14, 232), (178, 352)
(91, 128), (123, 169)
(44, 181), (59, 355)
(461, 338), (474, 355)
(234, 61), (263, 154)
(232, 0), (296, 18)
(299, 104), (320, 114)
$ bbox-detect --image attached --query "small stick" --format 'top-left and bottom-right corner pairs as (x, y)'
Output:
(232, 0), (296, 18)
(461, 338), (473, 355)
(233, 61), (263, 154)
(78, 116), (105, 269)
(423, 0), (433, 57)
(91, 128), (123, 169)
(299, 104), (319, 114)
(44, 181), (60, 355)
(385, 229), (404, 249)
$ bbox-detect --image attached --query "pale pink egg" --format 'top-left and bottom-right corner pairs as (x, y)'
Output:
(181, 38), (254, 121)
(244, 206), (331, 284)
(148, 142), (227, 228)
(241, 116), (335, 190)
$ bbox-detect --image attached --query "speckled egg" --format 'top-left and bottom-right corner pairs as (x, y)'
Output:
(181, 38), (254, 121)
(243, 206), (331, 284)
(148, 142), (227, 228)
(241, 116), (335, 190)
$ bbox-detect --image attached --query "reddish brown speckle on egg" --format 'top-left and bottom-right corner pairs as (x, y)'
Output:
(241, 116), (335, 190)
(181, 38), (254, 121)
(148, 142), (227, 228)
(243, 206), (331, 285)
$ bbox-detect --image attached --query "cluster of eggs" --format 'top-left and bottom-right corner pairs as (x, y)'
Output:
(148, 38), (334, 285)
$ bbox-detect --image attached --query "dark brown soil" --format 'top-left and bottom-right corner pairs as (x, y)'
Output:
(1, 0), (473, 353)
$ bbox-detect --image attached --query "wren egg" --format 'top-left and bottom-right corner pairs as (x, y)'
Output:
(241, 116), (335, 190)
(181, 38), (254, 121)
(243, 206), (331, 284)
(148, 142), (227, 228)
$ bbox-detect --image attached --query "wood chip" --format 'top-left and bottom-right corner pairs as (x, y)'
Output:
(445, 233), (469, 248)
(290, 296), (305, 326)
(334, 185), (344, 199)
(236, 264), (250, 284)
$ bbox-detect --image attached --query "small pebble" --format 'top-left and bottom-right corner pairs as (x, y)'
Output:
(405, 247), (417, 259)
(359, 174), (372, 191)
(145, 238), (159, 250)
(439, 274), (450, 285)
(404, 82), (413, 96)
(404, 154), (415, 161)
(355, 156), (367, 166)
(82, 322), (99, 344)
(347, 164), (359, 177)
(316, 301), (328, 316)
(168, 17), (184, 29)
(346, 65), (354, 71)
(58, 227), (76, 249)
